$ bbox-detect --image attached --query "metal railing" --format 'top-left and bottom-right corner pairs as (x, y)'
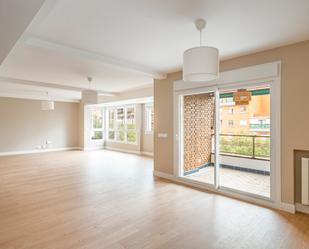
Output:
(249, 124), (270, 129)
(219, 134), (270, 160)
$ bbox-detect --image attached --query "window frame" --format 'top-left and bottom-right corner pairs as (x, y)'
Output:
(228, 107), (234, 114)
(107, 105), (137, 144)
(240, 119), (247, 126)
(240, 105), (247, 113)
(90, 107), (104, 141)
(144, 104), (154, 135)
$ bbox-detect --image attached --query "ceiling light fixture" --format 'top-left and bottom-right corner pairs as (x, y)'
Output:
(183, 19), (219, 82)
(41, 91), (55, 111)
(81, 76), (100, 105)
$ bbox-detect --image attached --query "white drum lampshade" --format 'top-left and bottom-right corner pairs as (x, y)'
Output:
(82, 89), (99, 105)
(183, 46), (219, 82)
(183, 19), (219, 82)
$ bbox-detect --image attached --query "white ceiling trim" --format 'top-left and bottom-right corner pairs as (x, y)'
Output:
(0, 76), (118, 97)
(0, 91), (79, 103)
(100, 96), (153, 107)
(23, 0), (62, 35)
(24, 36), (166, 80)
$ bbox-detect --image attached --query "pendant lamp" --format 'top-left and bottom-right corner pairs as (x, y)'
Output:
(41, 92), (54, 111)
(183, 19), (219, 82)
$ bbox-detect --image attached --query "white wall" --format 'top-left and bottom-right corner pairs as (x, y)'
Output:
(211, 154), (270, 172)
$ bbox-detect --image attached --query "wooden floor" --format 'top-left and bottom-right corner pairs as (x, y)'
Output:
(0, 150), (309, 249)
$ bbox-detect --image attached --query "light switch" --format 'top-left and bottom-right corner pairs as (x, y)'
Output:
(158, 133), (168, 138)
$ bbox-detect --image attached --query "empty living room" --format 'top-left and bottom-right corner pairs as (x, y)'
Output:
(1, 0), (309, 248)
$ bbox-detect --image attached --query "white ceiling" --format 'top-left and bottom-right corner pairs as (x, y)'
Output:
(1, 0), (309, 101)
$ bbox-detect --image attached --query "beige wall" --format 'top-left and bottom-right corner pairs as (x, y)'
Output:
(154, 40), (309, 204)
(154, 72), (180, 174)
(0, 97), (79, 152)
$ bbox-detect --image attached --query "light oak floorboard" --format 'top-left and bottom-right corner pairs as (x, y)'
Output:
(0, 150), (309, 249)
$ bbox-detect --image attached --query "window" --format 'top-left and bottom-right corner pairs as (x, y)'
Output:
(220, 97), (234, 105)
(91, 108), (104, 140)
(228, 108), (234, 114)
(240, 120), (247, 126)
(108, 106), (137, 143)
(240, 106), (247, 113)
(108, 108), (115, 140)
(228, 120), (234, 127)
(145, 105), (154, 134)
(116, 107), (125, 142)
(126, 107), (136, 142)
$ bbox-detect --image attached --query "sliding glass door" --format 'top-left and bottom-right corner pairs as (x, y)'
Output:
(218, 85), (271, 198)
(179, 84), (271, 199)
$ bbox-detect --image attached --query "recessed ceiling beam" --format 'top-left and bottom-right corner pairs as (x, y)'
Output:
(0, 76), (118, 97)
(24, 36), (167, 80)
(0, 0), (46, 64)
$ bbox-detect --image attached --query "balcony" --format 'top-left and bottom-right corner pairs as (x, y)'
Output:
(249, 124), (270, 129)
(185, 134), (270, 197)
(220, 134), (270, 160)
(249, 119), (270, 132)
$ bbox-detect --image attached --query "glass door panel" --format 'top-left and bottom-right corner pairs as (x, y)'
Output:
(218, 86), (271, 198)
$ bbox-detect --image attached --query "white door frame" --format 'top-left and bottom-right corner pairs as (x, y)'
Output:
(173, 61), (281, 206)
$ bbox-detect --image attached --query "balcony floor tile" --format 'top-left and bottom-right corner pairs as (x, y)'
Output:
(186, 166), (270, 198)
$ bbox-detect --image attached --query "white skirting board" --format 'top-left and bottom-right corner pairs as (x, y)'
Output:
(104, 146), (153, 157)
(82, 146), (104, 151)
(153, 170), (295, 214)
(141, 151), (154, 157)
(0, 147), (81, 156)
(296, 203), (309, 214)
(0, 146), (153, 157)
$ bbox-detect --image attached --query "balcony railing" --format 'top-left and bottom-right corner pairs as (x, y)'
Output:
(249, 124), (270, 129)
(219, 134), (270, 160)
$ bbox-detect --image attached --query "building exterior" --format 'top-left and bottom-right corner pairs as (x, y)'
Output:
(220, 89), (270, 136)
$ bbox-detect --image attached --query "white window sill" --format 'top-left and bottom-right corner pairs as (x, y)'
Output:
(144, 131), (153, 135)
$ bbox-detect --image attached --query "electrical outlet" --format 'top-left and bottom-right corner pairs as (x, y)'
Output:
(45, 140), (52, 149)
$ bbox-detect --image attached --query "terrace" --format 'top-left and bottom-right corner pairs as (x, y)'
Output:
(185, 134), (270, 197)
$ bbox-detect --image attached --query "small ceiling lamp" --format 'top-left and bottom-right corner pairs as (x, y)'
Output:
(41, 92), (54, 111)
(81, 76), (99, 105)
(183, 19), (219, 82)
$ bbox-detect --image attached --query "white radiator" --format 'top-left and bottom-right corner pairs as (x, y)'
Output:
(301, 158), (309, 205)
